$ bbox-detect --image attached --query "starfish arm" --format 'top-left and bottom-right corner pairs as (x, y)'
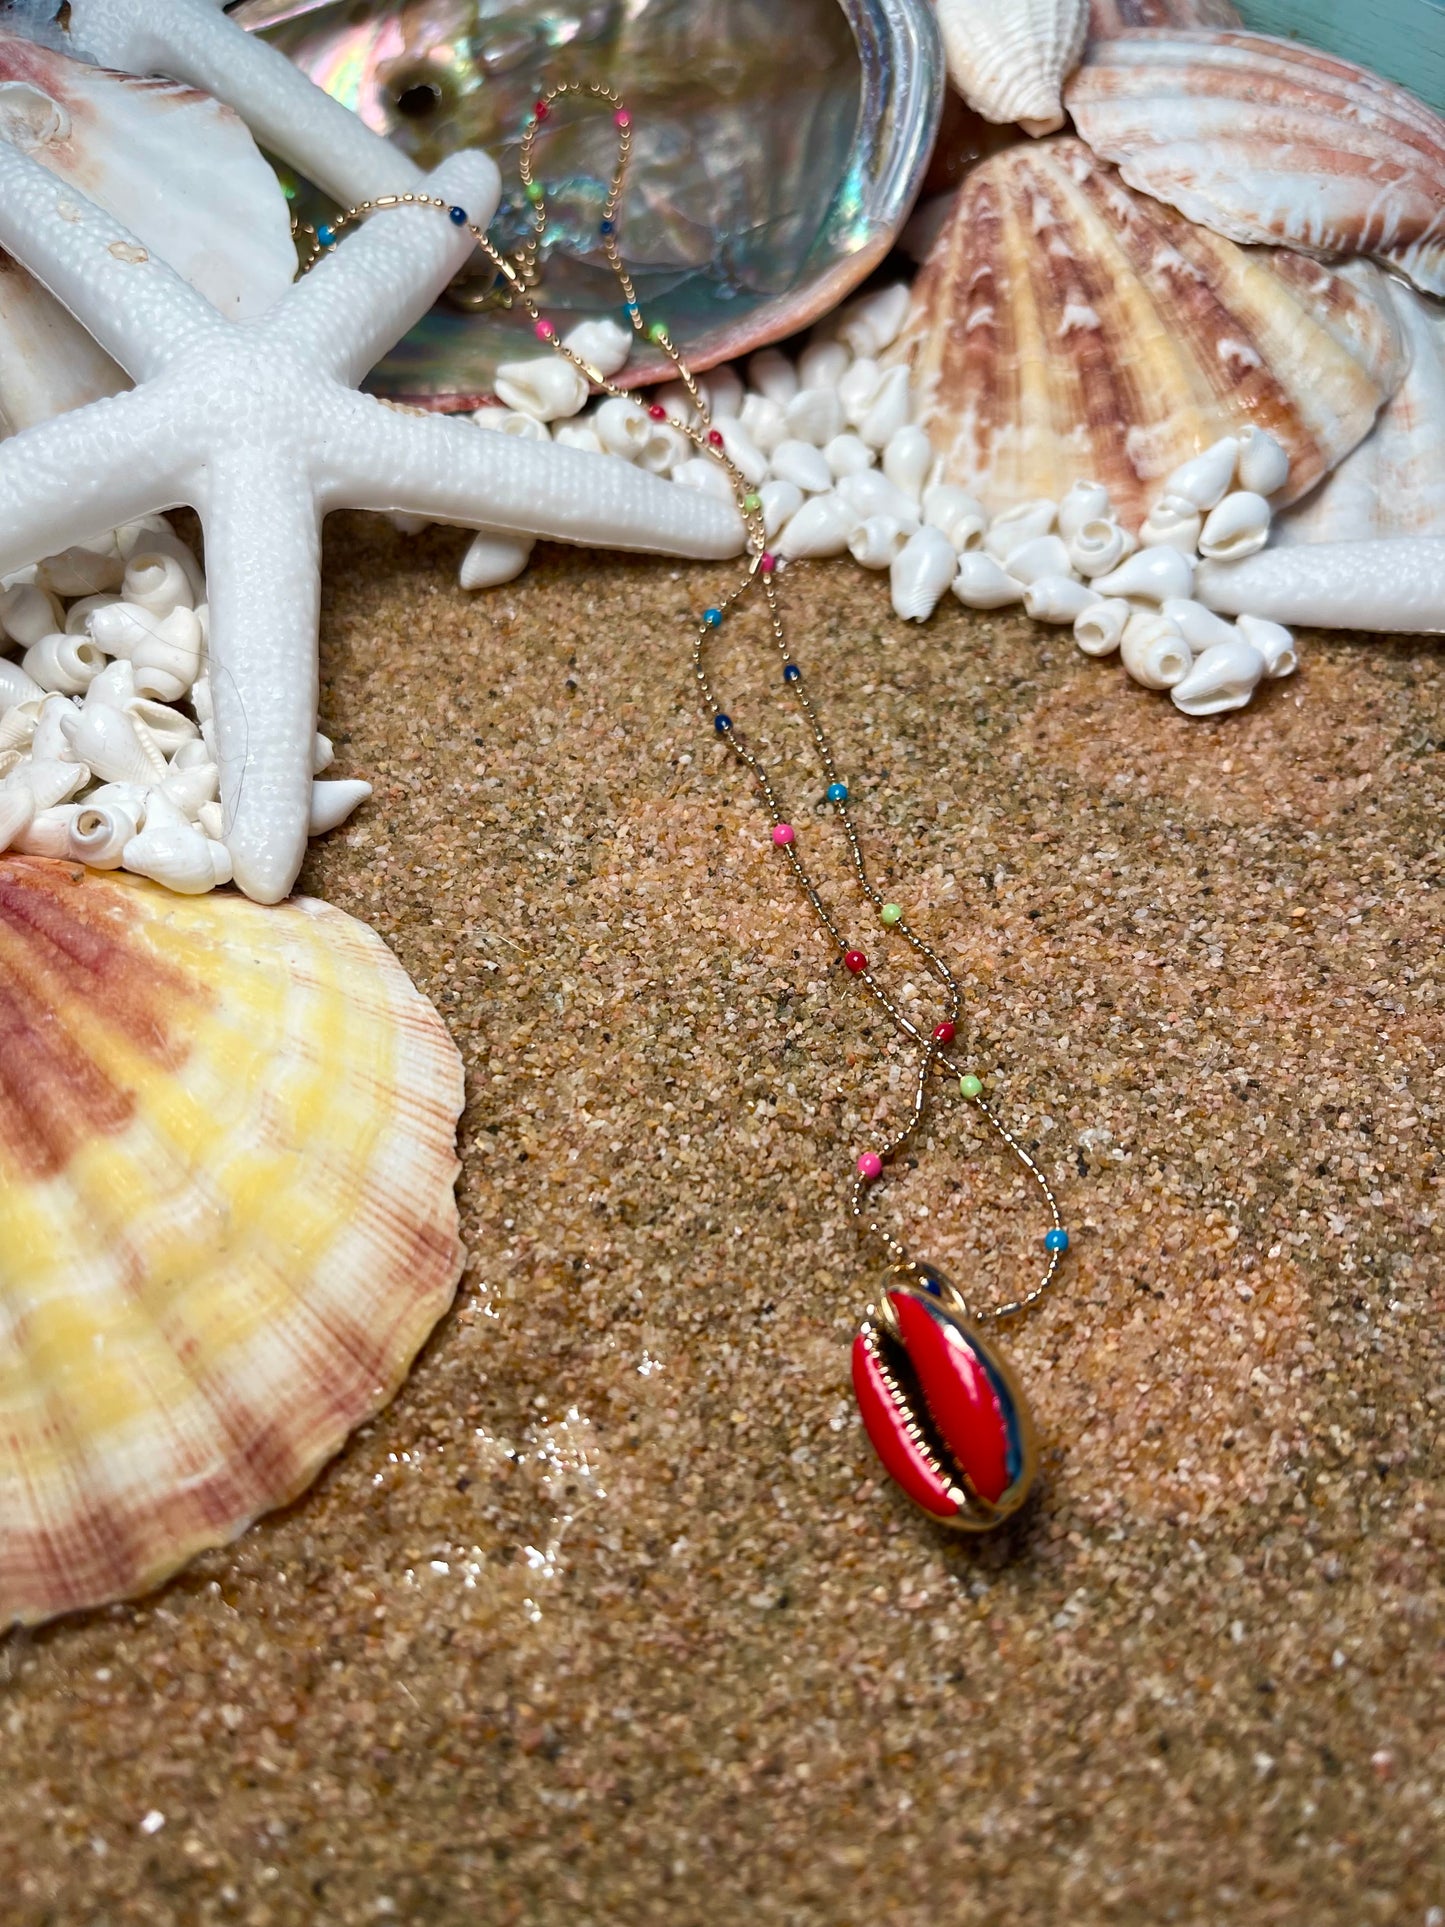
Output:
(69, 0), (429, 207)
(0, 140), (217, 382)
(200, 452), (321, 905)
(323, 393), (747, 560)
(0, 385), (190, 576)
(270, 154), (501, 388)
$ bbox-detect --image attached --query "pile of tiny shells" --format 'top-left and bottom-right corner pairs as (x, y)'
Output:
(0, 517), (368, 889)
(465, 284), (1300, 718)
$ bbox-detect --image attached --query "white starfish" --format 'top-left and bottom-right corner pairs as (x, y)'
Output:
(0, 140), (742, 903)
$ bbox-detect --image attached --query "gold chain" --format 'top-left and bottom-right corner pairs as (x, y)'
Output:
(300, 82), (1069, 1322)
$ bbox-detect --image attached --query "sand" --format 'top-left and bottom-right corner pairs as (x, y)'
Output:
(3, 518), (1441, 1925)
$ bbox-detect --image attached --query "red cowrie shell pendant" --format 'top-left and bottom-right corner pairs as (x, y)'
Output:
(852, 1269), (1038, 1531)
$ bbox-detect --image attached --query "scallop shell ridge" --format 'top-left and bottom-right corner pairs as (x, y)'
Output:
(1066, 30), (1445, 295)
(887, 137), (1408, 525)
(0, 858), (466, 1628)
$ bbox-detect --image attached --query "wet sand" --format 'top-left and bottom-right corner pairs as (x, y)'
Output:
(3, 518), (1442, 1925)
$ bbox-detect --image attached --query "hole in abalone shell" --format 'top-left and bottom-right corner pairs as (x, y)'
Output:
(393, 80), (443, 120)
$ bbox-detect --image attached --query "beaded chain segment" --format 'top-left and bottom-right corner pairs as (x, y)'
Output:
(301, 84), (1071, 1533)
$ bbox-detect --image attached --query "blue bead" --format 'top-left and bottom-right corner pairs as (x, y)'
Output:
(599, 218), (616, 235)
(448, 204), (468, 225)
(826, 781), (848, 803)
(316, 223), (335, 246)
(783, 663), (801, 683)
(714, 713), (732, 734)
(626, 301), (641, 317)
(703, 607), (722, 628)
(1045, 1228), (1069, 1253)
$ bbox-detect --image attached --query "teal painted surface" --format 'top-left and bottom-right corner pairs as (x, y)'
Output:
(1237, 0), (1445, 114)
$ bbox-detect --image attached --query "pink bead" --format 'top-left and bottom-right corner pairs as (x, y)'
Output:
(857, 1152), (883, 1181)
(760, 553), (777, 574)
(772, 823), (795, 846)
(534, 319), (555, 341)
(614, 109), (631, 128)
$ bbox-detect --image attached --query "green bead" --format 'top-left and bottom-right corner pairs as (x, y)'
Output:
(647, 320), (668, 343)
(743, 492), (762, 512)
(880, 903), (902, 926)
(525, 180), (544, 203)
(959, 1074), (983, 1099)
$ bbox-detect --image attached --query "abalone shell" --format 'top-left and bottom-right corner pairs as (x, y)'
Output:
(236, 0), (943, 406)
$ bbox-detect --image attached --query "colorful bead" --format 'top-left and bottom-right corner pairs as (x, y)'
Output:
(647, 320), (668, 344)
(534, 99), (550, 121)
(959, 1074), (983, 1099)
(844, 949), (867, 974)
(626, 301), (641, 319)
(714, 713), (732, 734)
(760, 553), (777, 574)
(525, 180), (544, 204)
(703, 607), (722, 628)
(599, 218), (616, 236)
(648, 403), (667, 421)
(782, 663), (801, 683)
(316, 223), (335, 247)
(857, 1152), (883, 1181)
(707, 428), (725, 448)
(534, 319), (555, 341)
(448, 205), (468, 225)
(1045, 1228), (1070, 1253)
(880, 903), (902, 926)
(614, 108), (631, 128)
(932, 1021), (956, 1045)
(744, 492), (762, 512)
(826, 781), (848, 803)
(772, 823), (795, 847)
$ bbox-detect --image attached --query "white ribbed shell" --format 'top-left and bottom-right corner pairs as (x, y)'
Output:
(935, 0), (1089, 134)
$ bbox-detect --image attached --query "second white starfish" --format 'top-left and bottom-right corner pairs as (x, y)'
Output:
(0, 142), (743, 902)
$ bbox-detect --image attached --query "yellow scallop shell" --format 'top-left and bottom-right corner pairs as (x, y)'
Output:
(0, 857), (465, 1627)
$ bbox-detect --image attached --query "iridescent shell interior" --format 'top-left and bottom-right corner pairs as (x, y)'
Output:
(234, 0), (942, 406)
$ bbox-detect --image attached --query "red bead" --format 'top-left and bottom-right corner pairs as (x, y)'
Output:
(932, 1021), (956, 1045)
(534, 319), (555, 341)
(648, 403), (667, 420)
(534, 99), (549, 121)
(707, 428), (725, 448)
(759, 553), (777, 574)
(614, 108), (631, 129)
(844, 949), (867, 974)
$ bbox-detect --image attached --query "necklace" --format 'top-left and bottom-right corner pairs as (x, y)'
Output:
(304, 84), (1070, 1533)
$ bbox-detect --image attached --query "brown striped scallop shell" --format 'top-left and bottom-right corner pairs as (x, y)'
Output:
(0, 858), (465, 1627)
(1067, 31), (1445, 294)
(887, 137), (1408, 525)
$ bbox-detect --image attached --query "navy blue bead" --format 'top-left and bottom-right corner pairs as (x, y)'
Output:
(316, 223), (335, 247)
(448, 204), (468, 225)
(783, 663), (801, 683)
(1045, 1228), (1069, 1253)
(703, 607), (722, 628)
(826, 781), (848, 804)
(600, 218), (616, 235)
(714, 713), (732, 734)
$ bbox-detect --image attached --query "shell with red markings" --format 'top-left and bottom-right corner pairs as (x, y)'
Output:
(1066, 30), (1445, 295)
(887, 137), (1408, 525)
(852, 1272), (1037, 1529)
(0, 857), (464, 1628)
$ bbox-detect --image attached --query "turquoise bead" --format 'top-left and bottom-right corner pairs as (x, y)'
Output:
(826, 782), (848, 803)
(1045, 1228), (1069, 1253)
